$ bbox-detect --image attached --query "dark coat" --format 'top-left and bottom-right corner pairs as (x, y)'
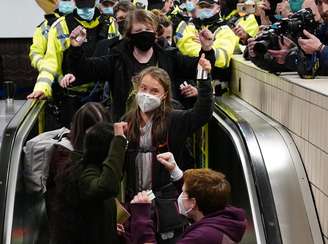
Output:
(49, 136), (127, 244)
(67, 39), (215, 121)
(124, 78), (213, 201)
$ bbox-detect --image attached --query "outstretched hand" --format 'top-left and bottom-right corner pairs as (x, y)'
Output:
(157, 152), (177, 173)
(298, 30), (323, 55)
(27, 91), (45, 100)
(199, 28), (214, 51)
(60, 73), (76, 88)
(130, 191), (152, 204)
(70, 25), (87, 47)
(198, 53), (212, 73)
(114, 122), (128, 137)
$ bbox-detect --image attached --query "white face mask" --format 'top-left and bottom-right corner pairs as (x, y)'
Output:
(136, 92), (162, 113)
(178, 193), (193, 217)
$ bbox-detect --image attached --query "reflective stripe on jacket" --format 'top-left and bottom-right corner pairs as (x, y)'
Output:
(29, 21), (49, 70)
(176, 21), (238, 68)
(34, 14), (118, 97)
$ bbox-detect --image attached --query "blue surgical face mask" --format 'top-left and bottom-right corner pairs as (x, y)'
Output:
(186, 1), (195, 12)
(77, 7), (95, 21)
(102, 6), (114, 15)
(289, 0), (303, 12)
(58, 1), (75, 14)
(198, 8), (214, 20)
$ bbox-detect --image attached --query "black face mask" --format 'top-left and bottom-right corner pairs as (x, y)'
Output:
(130, 31), (156, 51)
(117, 20), (126, 35)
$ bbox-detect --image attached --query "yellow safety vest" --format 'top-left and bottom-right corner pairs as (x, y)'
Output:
(29, 13), (61, 71)
(175, 21), (239, 68)
(33, 15), (118, 97)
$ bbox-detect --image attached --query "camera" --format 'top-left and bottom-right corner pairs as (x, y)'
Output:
(253, 8), (318, 56)
(280, 8), (318, 39)
(253, 28), (281, 55)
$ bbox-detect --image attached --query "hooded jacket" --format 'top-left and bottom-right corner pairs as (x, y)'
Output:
(128, 204), (247, 244)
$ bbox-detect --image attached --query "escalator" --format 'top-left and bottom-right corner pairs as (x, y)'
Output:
(0, 100), (46, 244)
(0, 96), (324, 244)
(209, 95), (324, 244)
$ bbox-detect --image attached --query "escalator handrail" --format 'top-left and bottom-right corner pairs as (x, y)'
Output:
(214, 101), (283, 244)
(228, 97), (325, 244)
(214, 96), (324, 244)
(0, 100), (46, 244)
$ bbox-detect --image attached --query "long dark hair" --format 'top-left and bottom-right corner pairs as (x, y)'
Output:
(125, 66), (172, 145)
(53, 122), (114, 243)
(82, 122), (114, 165)
(70, 102), (111, 151)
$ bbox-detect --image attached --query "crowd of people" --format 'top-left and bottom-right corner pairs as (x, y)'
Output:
(26, 0), (328, 242)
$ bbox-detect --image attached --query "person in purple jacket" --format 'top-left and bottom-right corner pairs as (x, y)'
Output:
(127, 152), (247, 244)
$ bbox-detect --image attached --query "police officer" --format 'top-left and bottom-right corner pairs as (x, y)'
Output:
(27, 0), (119, 100)
(27, 0), (120, 128)
(175, 0), (238, 74)
(29, 0), (75, 71)
(98, 0), (116, 16)
(221, 0), (259, 46)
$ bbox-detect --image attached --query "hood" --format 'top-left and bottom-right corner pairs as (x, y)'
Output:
(194, 206), (247, 242)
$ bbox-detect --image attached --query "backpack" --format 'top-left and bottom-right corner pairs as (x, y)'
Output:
(23, 127), (73, 194)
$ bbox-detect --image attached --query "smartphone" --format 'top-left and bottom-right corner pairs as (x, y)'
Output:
(237, 2), (256, 15)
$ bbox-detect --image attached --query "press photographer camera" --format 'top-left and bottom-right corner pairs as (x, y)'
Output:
(253, 8), (318, 56)
(247, 8), (322, 78)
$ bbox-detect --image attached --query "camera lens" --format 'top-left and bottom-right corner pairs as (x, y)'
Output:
(253, 41), (269, 55)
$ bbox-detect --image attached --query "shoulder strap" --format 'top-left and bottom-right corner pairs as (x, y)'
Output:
(65, 13), (80, 33)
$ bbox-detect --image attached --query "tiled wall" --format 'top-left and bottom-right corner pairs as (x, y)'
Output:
(0, 38), (37, 98)
(230, 55), (328, 242)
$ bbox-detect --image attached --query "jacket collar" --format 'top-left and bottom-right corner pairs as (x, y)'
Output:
(71, 8), (101, 28)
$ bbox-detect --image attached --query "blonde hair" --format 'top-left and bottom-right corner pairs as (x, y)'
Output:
(124, 9), (158, 37)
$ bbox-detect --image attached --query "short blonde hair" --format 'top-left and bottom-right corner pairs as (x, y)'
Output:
(124, 9), (158, 37)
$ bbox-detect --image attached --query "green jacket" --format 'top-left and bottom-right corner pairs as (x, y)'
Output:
(52, 136), (127, 244)
(77, 136), (127, 244)
(79, 136), (127, 199)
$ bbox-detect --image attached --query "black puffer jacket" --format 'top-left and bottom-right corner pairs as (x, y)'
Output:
(67, 39), (215, 121)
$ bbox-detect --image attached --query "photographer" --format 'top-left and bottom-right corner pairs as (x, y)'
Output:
(269, 1), (328, 77)
(246, 8), (321, 76)
(296, 0), (328, 74)
(246, 34), (297, 73)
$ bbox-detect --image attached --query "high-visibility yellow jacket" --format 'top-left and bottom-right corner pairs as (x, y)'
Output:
(176, 20), (239, 68)
(34, 11), (118, 97)
(29, 12), (61, 71)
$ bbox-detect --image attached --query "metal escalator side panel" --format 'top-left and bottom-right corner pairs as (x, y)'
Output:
(4, 100), (46, 244)
(232, 97), (325, 244)
(0, 100), (46, 244)
(214, 107), (282, 244)
(0, 100), (33, 244)
(217, 95), (324, 244)
(212, 112), (268, 244)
